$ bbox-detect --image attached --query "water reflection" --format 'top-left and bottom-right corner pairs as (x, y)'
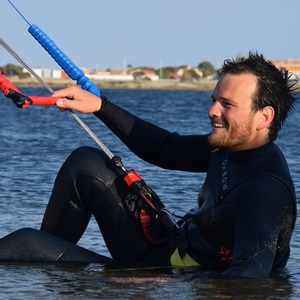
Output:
(1, 264), (295, 299)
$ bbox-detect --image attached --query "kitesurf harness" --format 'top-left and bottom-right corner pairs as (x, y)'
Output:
(0, 0), (180, 246)
(113, 155), (179, 245)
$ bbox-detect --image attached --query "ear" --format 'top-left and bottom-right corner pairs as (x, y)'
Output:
(256, 106), (275, 130)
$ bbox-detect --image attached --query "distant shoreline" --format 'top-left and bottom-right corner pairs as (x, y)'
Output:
(10, 78), (300, 93)
(10, 78), (217, 91)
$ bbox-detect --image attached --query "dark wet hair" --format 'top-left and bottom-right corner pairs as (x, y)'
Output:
(218, 52), (299, 141)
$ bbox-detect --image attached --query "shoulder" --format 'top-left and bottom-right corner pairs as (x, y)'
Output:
(235, 174), (292, 199)
(228, 174), (295, 216)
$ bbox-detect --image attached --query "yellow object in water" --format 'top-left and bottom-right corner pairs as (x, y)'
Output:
(170, 248), (200, 267)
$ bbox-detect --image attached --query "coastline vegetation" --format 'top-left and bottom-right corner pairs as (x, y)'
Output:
(1, 61), (299, 91)
(0, 62), (218, 91)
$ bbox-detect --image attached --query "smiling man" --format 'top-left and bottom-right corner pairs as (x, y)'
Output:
(208, 73), (272, 151)
(0, 52), (297, 279)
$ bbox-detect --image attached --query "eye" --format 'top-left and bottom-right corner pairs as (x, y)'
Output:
(223, 101), (233, 108)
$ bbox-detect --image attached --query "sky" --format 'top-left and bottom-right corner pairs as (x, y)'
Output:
(1, 0), (300, 71)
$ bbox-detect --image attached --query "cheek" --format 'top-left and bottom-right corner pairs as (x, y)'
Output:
(227, 109), (252, 124)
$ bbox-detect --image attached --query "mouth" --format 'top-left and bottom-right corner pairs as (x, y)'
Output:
(211, 121), (227, 129)
(213, 123), (226, 128)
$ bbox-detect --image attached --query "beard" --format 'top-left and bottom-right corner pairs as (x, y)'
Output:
(208, 115), (255, 151)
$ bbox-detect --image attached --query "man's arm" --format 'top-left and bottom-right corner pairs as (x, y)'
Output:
(96, 99), (211, 171)
(53, 86), (211, 171)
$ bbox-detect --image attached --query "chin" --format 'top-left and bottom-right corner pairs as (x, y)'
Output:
(208, 133), (223, 148)
(208, 135), (233, 151)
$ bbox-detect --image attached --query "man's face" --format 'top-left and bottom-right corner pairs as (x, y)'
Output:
(208, 73), (264, 152)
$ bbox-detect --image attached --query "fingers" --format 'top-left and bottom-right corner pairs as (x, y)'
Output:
(56, 98), (84, 112)
(52, 86), (78, 99)
(52, 85), (102, 114)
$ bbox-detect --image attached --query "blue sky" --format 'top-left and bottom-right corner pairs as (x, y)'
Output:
(1, 0), (300, 71)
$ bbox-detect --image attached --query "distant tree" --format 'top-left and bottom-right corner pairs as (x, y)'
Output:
(178, 65), (189, 69)
(157, 66), (177, 79)
(180, 70), (193, 82)
(19, 70), (30, 78)
(188, 68), (201, 79)
(198, 61), (215, 77)
(180, 69), (200, 82)
(127, 64), (133, 73)
(0, 63), (30, 78)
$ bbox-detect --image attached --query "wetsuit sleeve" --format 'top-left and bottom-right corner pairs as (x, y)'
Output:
(94, 99), (211, 172)
(221, 175), (294, 278)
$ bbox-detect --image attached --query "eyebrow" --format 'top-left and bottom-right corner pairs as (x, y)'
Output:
(211, 94), (238, 106)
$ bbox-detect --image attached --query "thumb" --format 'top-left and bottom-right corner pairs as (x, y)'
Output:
(56, 98), (68, 108)
(56, 98), (75, 108)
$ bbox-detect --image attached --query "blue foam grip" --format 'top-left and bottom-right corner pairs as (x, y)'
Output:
(28, 24), (101, 97)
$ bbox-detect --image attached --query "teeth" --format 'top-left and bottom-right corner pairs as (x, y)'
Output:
(213, 123), (226, 128)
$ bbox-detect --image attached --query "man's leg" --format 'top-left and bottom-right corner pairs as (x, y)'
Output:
(41, 147), (156, 262)
(0, 227), (113, 263)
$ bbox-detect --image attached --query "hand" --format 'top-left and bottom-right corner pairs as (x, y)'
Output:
(52, 85), (102, 113)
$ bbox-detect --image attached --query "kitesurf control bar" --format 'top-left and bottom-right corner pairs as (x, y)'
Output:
(0, 36), (114, 159)
(0, 72), (59, 108)
(7, 0), (101, 97)
(4, 1), (180, 241)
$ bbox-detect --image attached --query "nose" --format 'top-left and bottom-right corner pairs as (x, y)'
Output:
(208, 101), (222, 119)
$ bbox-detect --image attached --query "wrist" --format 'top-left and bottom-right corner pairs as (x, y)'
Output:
(96, 95), (109, 115)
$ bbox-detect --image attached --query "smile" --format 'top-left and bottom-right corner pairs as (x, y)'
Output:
(212, 122), (226, 128)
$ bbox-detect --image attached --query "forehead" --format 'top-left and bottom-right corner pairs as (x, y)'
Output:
(213, 73), (258, 102)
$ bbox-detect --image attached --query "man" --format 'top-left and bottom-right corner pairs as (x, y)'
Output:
(0, 52), (297, 278)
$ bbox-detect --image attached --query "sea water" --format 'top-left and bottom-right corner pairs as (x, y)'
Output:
(0, 87), (299, 299)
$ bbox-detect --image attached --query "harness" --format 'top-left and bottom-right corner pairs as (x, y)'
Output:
(112, 156), (179, 245)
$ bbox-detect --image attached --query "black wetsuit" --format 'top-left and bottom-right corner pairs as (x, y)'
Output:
(0, 98), (296, 279)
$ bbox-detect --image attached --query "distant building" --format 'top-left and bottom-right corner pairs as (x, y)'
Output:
(129, 68), (159, 80)
(272, 59), (300, 80)
(88, 69), (134, 80)
(23, 68), (63, 79)
(22, 59), (300, 81)
(170, 66), (203, 80)
(23, 67), (134, 80)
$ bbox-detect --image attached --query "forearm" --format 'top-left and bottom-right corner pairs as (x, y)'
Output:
(94, 97), (176, 166)
(94, 97), (210, 171)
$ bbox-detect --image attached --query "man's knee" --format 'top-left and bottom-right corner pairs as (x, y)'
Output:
(58, 147), (117, 184)
(69, 146), (109, 166)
